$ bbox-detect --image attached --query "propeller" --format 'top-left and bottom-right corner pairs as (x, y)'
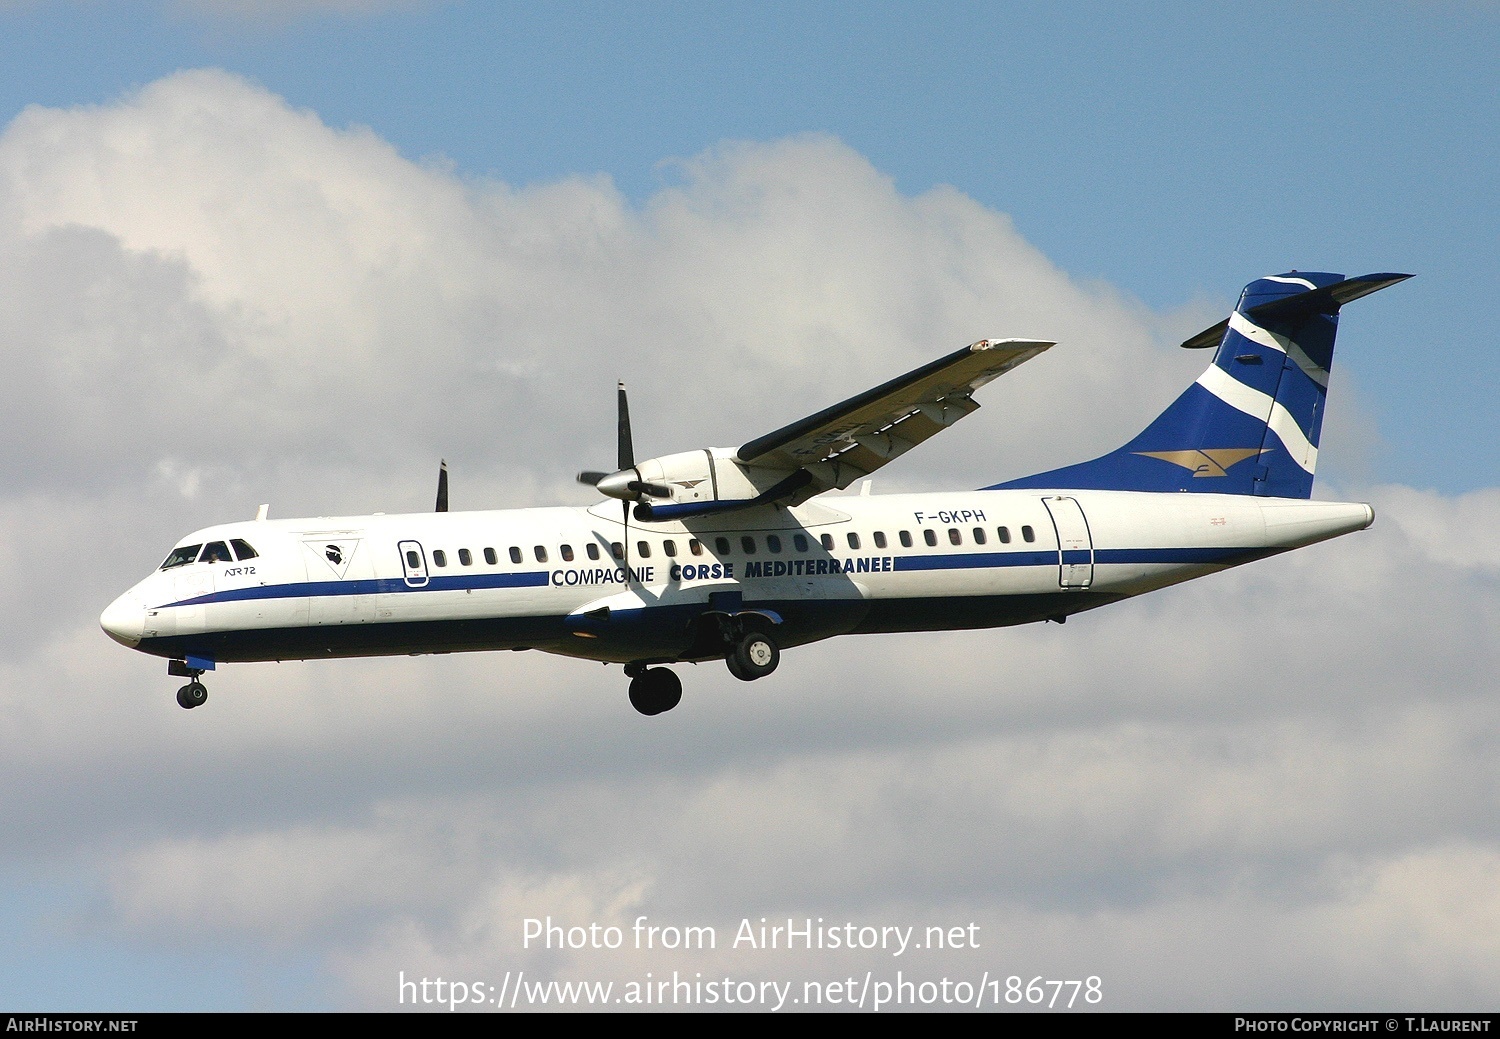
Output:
(576, 383), (671, 502)
(435, 459), (449, 513)
(576, 382), (680, 575)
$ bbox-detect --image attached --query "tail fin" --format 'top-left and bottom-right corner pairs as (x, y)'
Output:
(993, 271), (1410, 498)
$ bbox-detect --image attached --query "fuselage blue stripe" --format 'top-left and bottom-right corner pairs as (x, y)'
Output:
(160, 571), (550, 609)
(156, 547), (1262, 609)
(893, 547), (1256, 571)
(894, 550), (1056, 571)
(1093, 547), (1260, 564)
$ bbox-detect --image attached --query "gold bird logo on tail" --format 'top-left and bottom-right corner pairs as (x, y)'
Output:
(1134, 448), (1266, 477)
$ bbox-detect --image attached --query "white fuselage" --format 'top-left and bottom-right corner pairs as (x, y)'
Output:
(100, 489), (1373, 668)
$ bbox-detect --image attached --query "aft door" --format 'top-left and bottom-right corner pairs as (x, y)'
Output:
(1042, 496), (1093, 589)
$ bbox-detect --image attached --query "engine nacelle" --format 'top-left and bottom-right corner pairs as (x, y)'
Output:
(592, 449), (820, 520)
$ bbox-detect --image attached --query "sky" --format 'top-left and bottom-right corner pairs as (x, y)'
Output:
(0, 0), (1496, 1013)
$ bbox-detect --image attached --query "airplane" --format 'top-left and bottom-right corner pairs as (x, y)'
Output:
(101, 270), (1409, 716)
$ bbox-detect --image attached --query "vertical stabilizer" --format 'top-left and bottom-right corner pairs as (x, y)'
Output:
(992, 271), (1409, 498)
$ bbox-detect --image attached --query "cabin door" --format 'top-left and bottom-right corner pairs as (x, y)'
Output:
(397, 540), (429, 588)
(1043, 496), (1094, 589)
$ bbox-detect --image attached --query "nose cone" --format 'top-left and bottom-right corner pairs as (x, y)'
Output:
(100, 593), (145, 648)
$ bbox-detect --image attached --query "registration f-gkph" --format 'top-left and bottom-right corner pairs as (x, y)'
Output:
(102, 271), (1408, 715)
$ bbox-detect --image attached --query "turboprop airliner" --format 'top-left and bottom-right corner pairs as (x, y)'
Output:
(101, 271), (1408, 715)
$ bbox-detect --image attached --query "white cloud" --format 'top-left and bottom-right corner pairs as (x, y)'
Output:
(0, 70), (1492, 1011)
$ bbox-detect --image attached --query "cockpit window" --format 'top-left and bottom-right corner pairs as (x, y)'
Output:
(160, 544), (202, 570)
(200, 541), (233, 564)
(230, 539), (258, 561)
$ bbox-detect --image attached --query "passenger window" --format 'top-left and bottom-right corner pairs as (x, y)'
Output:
(847, 532), (861, 550)
(161, 544), (203, 570)
(793, 534), (808, 552)
(923, 529), (938, 547)
(689, 539), (703, 556)
(200, 541), (232, 564)
(740, 536), (756, 554)
(611, 542), (624, 560)
(230, 539), (258, 561)
(998, 526), (1011, 544)
(509, 547), (523, 564)
(637, 541), (651, 558)
(587, 543), (601, 560)
(484, 547), (498, 565)
(767, 534), (782, 554)
(899, 531), (913, 548)
(820, 533), (834, 551)
(948, 528), (962, 546)
(663, 540), (677, 557)
(433, 550), (447, 567)
(715, 536), (731, 555)
(874, 531), (887, 549)
(534, 546), (547, 563)
(405, 550), (420, 569)
(1022, 525), (1036, 543)
(561, 544), (574, 562)
(458, 548), (472, 566)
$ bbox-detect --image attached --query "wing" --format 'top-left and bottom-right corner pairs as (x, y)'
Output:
(736, 338), (1053, 483)
(608, 337), (1055, 521)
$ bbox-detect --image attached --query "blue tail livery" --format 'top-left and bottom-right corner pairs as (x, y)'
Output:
(992, 272), (1411, 498)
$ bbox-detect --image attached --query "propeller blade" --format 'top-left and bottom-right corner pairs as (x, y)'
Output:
(577, 470), (609, 487)
(435, 460), (449, 513)
(617, 381), (634, 471)
(627, 480), (672, 499)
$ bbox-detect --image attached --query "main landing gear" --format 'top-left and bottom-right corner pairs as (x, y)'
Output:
(626, 664), (682, 716)
(623, 629), (782, 716)
(168, 659), (208, 709)
(725, 631), (779, 682)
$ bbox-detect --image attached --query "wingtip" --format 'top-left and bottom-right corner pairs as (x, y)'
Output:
(970, 337), (1056, 352)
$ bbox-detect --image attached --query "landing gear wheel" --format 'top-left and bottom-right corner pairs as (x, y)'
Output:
(628, 667), (682, 716)
(725, 653), (751, 682)
(176, 681), (208, 710)
(728, 632), (779, 682)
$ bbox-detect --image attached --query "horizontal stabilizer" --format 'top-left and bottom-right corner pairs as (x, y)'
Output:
(1181, 273), (1412, 350)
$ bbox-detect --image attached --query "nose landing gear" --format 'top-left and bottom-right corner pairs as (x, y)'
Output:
(168, 659), (209, 709)
(176, 681), (208, 709)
